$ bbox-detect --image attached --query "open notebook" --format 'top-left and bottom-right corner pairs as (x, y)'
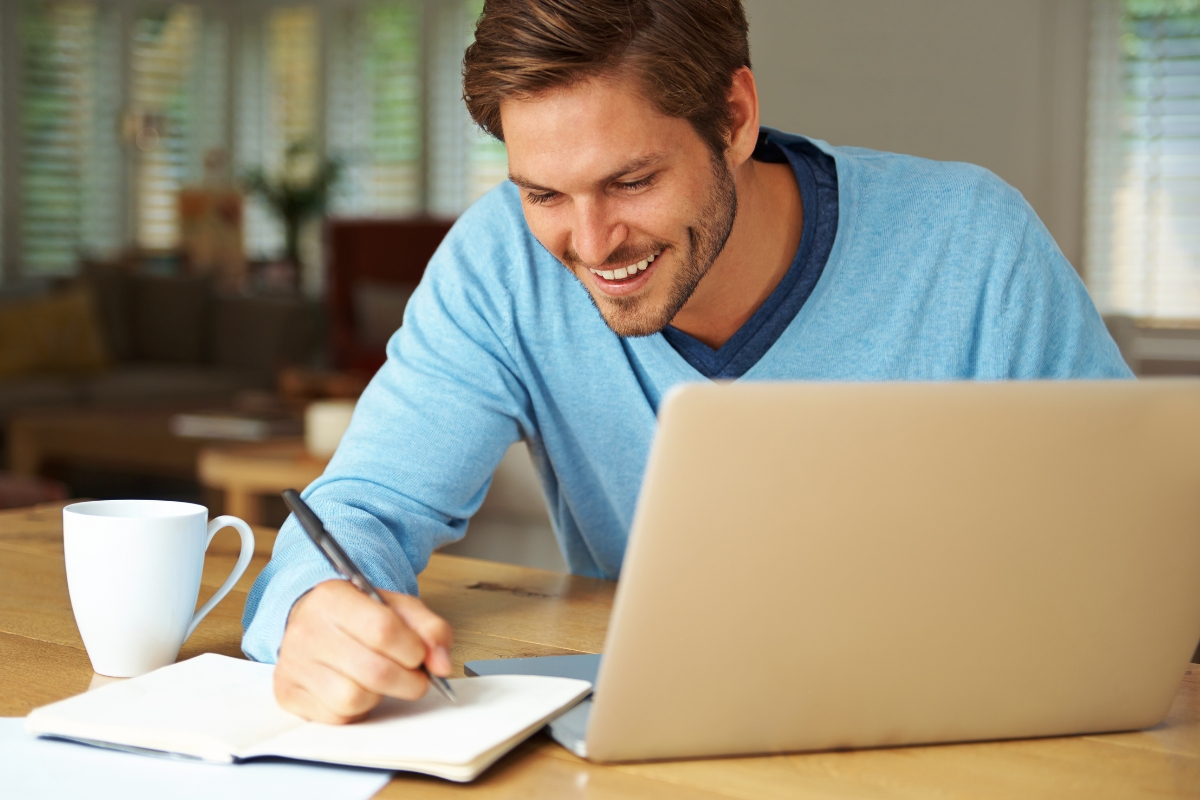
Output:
(25, 654), (591, 782)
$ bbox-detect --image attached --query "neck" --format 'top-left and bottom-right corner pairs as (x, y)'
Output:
(668, 156), (803, 349)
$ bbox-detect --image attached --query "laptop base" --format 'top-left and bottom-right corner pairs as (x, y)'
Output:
(464, 654), (602, 757)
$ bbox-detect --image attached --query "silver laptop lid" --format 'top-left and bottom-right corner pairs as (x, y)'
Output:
(585, 381), (1200, 762)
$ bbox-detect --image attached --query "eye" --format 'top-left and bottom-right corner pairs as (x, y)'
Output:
(616, 174), (655, 192)
(524, 190), (560, 206)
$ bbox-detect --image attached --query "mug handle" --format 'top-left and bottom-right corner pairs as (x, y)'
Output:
(185, 516), (256, 640)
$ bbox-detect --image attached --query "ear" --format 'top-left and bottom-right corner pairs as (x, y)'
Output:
(725, 66), (761, 170)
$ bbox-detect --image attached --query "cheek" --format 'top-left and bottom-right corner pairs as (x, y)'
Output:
(634, 171), (715, 235)
(617, 192), (692, 246)
(522, 207), (573, 262)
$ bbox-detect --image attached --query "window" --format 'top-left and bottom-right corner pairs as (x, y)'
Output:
(1086, 0), (1200, 319)
(327, 0), (423, 216)
(0, 10), (5, 269)
(428, 0), (507, 215)
(130, 5), (227, 253)
(20, 1), (121, 274)
(3, 0), (507, 283)
(235, 5), (323, 262)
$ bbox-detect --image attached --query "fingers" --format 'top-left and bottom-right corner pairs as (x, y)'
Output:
(383, 590), (455, 677)
(307, 610), (432, 697)
(275, 659), (373, 725)
(277, 605), (393, 722)
(314, 581), (430, 671)
(274, 579), (456, 724)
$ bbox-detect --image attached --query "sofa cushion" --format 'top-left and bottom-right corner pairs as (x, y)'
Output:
(131, 275), (213, 363)
(0, 289), (110, 379)
(82, 365), (267, 406)
(81, 261), (135, 361)
(211, 295), (325, 377)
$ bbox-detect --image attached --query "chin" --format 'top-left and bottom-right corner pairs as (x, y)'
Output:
(593, 294), (673, 338)
(570, 244), (703, 339)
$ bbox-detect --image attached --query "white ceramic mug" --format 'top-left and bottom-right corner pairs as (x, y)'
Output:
(63, 500), (255, 678)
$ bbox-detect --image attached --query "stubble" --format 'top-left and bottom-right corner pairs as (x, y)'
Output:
(565, 154), (739, 338)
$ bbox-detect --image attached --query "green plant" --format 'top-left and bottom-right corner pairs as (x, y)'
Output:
(242, 141), (341, 267)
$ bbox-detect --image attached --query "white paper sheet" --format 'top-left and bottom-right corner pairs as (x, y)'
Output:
(0, 718), (393, 800)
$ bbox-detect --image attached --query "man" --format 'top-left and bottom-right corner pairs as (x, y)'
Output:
(243, 0), (1131, 723)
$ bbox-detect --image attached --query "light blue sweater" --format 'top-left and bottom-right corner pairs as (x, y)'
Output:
(242, 132), (1131, 662)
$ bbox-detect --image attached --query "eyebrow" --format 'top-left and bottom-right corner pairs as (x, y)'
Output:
(508, 152), (668, 193)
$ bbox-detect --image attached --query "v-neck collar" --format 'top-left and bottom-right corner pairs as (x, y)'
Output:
(632, 129), (847, 384)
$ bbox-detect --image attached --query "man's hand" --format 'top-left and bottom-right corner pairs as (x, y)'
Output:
(274, 579), (453, 724)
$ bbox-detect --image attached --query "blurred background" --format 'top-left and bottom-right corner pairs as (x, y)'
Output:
(0, 0), (1196, 571)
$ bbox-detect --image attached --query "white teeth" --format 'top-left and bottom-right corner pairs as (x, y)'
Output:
(588, 251), (660, 280)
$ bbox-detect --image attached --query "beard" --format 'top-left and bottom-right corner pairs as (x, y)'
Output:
(562, 153), (739, 338)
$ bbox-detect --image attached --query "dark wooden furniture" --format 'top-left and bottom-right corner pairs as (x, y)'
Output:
(326, 217), (455, 374)
(8, 408), (217, 482)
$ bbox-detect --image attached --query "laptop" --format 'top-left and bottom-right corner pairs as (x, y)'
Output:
(466, 380), (1200, 762)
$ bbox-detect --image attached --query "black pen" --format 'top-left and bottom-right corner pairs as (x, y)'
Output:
(281, 489), (457, 703)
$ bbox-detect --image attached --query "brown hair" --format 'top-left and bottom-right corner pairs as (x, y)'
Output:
(463, 0), (751, 157)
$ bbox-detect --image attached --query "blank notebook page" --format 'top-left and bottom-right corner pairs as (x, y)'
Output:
(28, 655), (303, 759)
(248, 675), (588, 765)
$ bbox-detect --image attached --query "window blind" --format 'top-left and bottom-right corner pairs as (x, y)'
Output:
(235, 5), (320, 262)
(461, 0), (508, 208)
(21, 0), (120, 274)
(428, 0), (506, 216)
(1086, 0), (1200, 319)
(267, 7), (319, 162)
(83, 2), (122, 261)
(9, 0), (503, 279)
(130, 5), (228, 252)
(0, 10), (5, 271)
(327, 0), (423, 216)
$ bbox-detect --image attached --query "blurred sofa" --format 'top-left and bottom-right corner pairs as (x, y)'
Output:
(0, 264), (326, 422)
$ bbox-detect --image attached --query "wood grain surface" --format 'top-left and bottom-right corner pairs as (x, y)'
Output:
(197, 440), (329, 524)
(0, 502), (1197, 798)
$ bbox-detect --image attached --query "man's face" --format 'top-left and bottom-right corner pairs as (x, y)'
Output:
(501, 75), (737, 337)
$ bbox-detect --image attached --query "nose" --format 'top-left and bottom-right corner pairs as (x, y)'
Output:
(570, 197), (627, 268)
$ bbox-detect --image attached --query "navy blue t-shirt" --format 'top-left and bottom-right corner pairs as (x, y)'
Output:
(662, 132), (838, 379)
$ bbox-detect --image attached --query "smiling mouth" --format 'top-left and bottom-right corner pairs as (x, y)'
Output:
(588, 252), (660, 282)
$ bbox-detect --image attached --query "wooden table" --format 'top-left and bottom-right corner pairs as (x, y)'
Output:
(1, 503), (1197, 798)
(197, 440), (329, 524)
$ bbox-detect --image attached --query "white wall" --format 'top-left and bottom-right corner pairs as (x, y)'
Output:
(744, 0), (1090, 271)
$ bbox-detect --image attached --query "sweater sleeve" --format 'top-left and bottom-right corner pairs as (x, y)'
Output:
(978, 197), (1134, 380)
(241, 195), (535, 663)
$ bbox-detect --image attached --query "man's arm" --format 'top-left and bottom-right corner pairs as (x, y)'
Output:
(241, 193), (536, 717)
